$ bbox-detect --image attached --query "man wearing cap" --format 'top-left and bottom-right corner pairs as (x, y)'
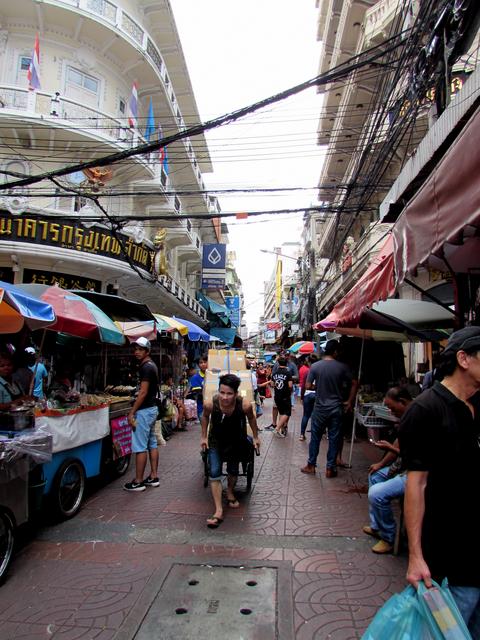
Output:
(124, 337), (160, 492)
(399, 327), (480, 634)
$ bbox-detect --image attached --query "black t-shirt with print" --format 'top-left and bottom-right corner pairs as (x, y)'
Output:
(137, 360), (159, 410)
(399, 382), (480, 586)
(272, 366), (292, 403)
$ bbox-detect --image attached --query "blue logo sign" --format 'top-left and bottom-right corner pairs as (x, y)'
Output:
(202, 244), (226, 270)
(225, 296), (240, 327)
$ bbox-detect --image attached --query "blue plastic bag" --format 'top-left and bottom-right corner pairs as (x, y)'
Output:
(362, 585), (434, 639)
(362, 580), (473, 640)
(417, 580), (472, 640)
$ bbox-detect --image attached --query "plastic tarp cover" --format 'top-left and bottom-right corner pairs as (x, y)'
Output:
(40, 406), (110, 453)
(0, 421), (53, 480)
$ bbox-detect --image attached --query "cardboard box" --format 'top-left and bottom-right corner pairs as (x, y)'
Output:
(207, 349), (246, 372)
(204, 369), (254, 404)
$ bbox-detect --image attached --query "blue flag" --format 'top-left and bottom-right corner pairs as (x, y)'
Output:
(144, 98), (155, 141)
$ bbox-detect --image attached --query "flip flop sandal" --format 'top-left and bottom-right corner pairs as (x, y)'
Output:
(207, 516), (224, 528)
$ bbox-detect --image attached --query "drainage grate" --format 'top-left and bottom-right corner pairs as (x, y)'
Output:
(134, 564), (277, 639)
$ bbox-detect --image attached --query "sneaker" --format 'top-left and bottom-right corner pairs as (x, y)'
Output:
(372, 539), (393, 554)
(143, 477), (160, 488)
(124, 480), (145, 492)
(274, 431), (286, 438)
(264, 425), (275, 431)
(362, 526), (381, 539)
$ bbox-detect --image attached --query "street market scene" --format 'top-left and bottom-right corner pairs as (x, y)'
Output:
(1, 0), (480, 638)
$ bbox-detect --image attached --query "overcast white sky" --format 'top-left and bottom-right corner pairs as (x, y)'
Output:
(170, 1), (324, 330)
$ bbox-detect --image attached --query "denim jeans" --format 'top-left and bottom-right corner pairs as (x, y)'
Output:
(450, 586), (480, 637)
(368, 467), (406, 544)
(131, 406), (158, 453)
(207, 448), (239, 481)
(300, 394), (315, 436)
(308, 404), (343, 469)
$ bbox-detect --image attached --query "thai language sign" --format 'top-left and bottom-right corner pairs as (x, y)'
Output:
(0, 215), (153, 272)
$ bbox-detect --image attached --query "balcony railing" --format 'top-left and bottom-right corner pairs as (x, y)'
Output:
(158, 274), (207, 320)
(43, 0), (206, 194)
(0, 84), (168, 179)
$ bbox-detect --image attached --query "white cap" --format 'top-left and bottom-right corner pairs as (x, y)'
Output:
(25, 347), (36, 354)
(133, 337), (151, 350)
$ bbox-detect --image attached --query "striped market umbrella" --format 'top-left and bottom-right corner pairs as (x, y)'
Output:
(16, 284), (125, 345)
(0, 280), (56, 334)
(153, 314), (188, 336)
(288, 341), (317, 354)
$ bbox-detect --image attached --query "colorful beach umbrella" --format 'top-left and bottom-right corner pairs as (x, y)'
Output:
(114, 320), (157, 343)
(173, 316), (210, 342)
(16, 284), (125, 345)
(0, 280), (56, 333)
(288, 341), (317, 354)
(153, 315), (188, 336)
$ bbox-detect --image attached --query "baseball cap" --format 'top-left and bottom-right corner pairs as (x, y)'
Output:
(25, 347), (36, 354)
(133, 337), (151, 350)
(442, 327), (480, 355)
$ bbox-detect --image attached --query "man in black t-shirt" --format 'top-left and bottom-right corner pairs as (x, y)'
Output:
(399, 327), (480, 635)
(271, 356), (293, 438)
(124, 337), (160, 492)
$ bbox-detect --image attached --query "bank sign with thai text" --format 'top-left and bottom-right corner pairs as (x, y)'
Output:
(201, 243), (226, 290)
(0, 215), (153, 272)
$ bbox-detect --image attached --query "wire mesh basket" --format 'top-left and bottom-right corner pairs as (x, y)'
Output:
(355, 404), (395, 442)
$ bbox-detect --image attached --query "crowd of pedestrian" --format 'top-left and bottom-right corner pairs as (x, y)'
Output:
(120, 327), (480, 634)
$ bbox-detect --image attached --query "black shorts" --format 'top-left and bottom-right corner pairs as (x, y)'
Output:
(275, 398), (292, 417)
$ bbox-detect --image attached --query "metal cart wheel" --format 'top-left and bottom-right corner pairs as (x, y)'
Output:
(51, 459), (86, 519)
(0, 510), (15, 584)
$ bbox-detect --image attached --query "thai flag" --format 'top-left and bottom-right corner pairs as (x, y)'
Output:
(27, 34), (41, 91)
(128, 82), (138, 129)
(158, 124), (169, 174)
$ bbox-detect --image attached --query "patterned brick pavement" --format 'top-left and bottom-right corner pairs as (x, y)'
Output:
(1, 399), (407, 639)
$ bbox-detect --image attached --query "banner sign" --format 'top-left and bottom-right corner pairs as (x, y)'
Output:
(23, 269), (101, 292)
(0, 214), (153, 272)
(110, 415), (132, 458)
(225, 295), (240, 327)
(202, 243), (226, 289)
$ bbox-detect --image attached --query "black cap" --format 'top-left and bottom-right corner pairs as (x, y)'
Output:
(443, 327), (480, 355)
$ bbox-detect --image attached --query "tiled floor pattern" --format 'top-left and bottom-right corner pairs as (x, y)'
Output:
(1, 401), (407, 639)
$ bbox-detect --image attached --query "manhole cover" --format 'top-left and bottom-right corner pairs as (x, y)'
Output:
(135, 564), (277, 639)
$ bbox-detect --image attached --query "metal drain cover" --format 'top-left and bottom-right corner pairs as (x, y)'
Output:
(135, 564), (277, 639)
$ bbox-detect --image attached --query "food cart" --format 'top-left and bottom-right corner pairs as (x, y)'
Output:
(36, 395), (132, 519)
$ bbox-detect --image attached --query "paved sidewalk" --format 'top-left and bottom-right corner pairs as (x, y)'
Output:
(0, 399), (407, 639)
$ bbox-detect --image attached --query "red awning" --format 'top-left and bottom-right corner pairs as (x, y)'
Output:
(314, 234), (395, 329)
(393, 108), (480, 283)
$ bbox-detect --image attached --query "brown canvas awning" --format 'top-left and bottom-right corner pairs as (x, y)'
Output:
(393, 108), (480, 283)
(314, 235), (395, 329)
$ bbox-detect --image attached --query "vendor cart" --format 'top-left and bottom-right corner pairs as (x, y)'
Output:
(38, 403), (112, 519)
(36, 399), (132, 519)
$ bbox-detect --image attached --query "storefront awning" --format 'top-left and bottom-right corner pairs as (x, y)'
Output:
(314, 235), (395, 329)
(208, 327), (240, 346)
(393, 108), (480, 283)
(196, 292), (231, 326)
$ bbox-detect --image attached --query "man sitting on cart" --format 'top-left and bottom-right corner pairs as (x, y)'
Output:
(201, 373), (260, 528)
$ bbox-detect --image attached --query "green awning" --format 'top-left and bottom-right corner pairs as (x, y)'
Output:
(197, 293), (231, 326)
